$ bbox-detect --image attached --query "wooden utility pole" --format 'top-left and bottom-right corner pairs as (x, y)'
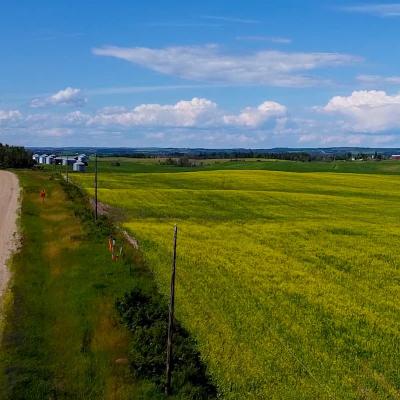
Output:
(66, 155), (69, 183)
(165, 225), (178, 396)
(94, 153), (98, 221)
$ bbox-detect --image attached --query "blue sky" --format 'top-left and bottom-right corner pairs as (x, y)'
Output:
(1, 0), (400, 148)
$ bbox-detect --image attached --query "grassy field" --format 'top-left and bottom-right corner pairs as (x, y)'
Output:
(73, 159), (400, 399)
(82, 157), (400, 175)
(0, 171), (166, 399)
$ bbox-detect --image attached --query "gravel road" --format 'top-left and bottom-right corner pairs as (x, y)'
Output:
(0, 171), (19, 299)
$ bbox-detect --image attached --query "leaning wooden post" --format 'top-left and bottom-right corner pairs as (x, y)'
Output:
(94, 153), (98, 221)
(165, 225), (178, 396)
(66, 155), (69, 183)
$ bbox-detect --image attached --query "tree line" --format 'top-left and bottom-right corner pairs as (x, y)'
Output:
(159, 151), (388, 167)
(116, 150), (388, 162)
(0, 143), (34, 168)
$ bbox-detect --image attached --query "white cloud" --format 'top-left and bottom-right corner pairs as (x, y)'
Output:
(87, 97), (286, 129)
(39, 128), (74, 137)
(341, 4), (400, 17)
(31, 87), (87, 108)
(322, 90), (400, 132)
(1, 97), (289, 147)
(64, 110), (91, 124)
(357, 74), (400, 85)
(89, 97), (220, 127)
(298, 134), (319, 143)
(9, 89), (400, 147)
(51, 87), (83, 104)
(0, 110), (22, 124)
(223, 101), (286, 127)
(92, 45), (360, 87)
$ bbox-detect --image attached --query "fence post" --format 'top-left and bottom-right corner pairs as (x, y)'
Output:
(66, 155), (69, 183)
(94, 153), (98, 221)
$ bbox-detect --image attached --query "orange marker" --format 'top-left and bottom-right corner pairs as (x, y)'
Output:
(40, 189), (46, 202)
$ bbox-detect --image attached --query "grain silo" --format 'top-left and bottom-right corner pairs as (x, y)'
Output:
(77, 154), (88, 163)
(46, 154), (56, 164)
(39, 154), (48, 164)
(62, 157), (76, 166)
(73, 161), (86, 172)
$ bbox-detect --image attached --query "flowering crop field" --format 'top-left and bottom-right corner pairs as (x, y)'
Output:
(73, 165), (400, 399)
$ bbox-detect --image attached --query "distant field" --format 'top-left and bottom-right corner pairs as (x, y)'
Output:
(73, 162), (400, 399)
(81, 157), (400, 175)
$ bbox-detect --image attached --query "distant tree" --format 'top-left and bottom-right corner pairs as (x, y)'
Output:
(162, 156), (196, 167)
(0, 143), (34, 168)
(177, 156), (193, 167)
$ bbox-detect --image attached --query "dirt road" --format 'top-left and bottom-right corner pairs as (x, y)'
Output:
(0, 171), (19, 298)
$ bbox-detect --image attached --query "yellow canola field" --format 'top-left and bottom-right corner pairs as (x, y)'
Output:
(74, 169), (400, 399)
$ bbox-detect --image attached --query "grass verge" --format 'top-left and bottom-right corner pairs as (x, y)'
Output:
(0, 171), (152, 399)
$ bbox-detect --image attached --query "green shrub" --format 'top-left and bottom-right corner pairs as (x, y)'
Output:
(116, 289), (217, 399)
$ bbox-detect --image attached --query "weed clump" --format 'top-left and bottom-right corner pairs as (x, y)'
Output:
(116, 288), (217, 399)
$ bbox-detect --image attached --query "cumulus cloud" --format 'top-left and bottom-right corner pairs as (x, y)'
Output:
(0, 110), (22, 124)
(89, 98), (219, 127)
(92, 45), (360, 87)
(31, 87), (87, 108)
(10, 90), (400, 147)
(1, 98), (288, 147)
(340, 4), (400, 17)
(322, 90), (400, 132)
(87, 97), (286, 129)
(223, 101), (286, 127)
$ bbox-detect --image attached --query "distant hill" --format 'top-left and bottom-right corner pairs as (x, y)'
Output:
(28, 146), (400, 158)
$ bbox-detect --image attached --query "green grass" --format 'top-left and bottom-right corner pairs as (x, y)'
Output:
(0, 171), (165, 399)
(73, 162), (400, 399)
